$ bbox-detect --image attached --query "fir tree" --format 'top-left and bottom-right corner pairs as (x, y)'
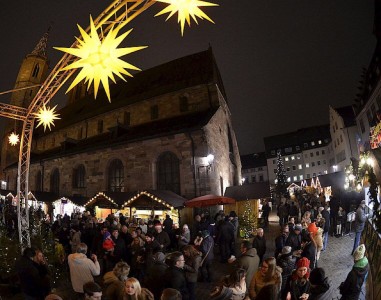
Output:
(239, 200), (256, 238)
(275, 151), (288, 197)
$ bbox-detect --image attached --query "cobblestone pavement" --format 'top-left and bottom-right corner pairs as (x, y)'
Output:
(2, 211), (367, 299)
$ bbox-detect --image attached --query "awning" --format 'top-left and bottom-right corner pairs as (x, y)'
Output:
(185, 194), (236, 208)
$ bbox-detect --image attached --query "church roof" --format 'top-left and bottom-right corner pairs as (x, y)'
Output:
(29, 27), (50, 58)
(45, 47), (225, 132)
(334, 105), (356, 127)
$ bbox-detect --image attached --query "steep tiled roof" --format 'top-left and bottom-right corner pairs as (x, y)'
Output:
(335, 106), (356, 127)
(224, 182), (271, 200)
(240, 152), (267, 169)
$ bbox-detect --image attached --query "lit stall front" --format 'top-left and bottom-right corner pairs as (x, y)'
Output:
(84, 192), (126, 220)
(122, 190), (186, 225)
(52, 197), (86, 219)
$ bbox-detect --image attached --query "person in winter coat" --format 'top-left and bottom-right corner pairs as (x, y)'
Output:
(103, 261), (130, 300)
(164, 251), (189, 299)
(14, 247), (50, 300)
(216, 216), (235, 263)
(221, 268), (250, 300)
(119, 277), (154, 300)
(68, 243), (101, 293)
(276, 246), (296, 298)
(70, 226), (82, 253)
(178, 224), (191, 249)
(352, 201), (367, 254)
(307, 222), (323, 262)
(300, 234), (317, 270)
(183, 245), (202, 300)
(274, 225), (289, 258)
(339, 244), (369, 300)
(144, 252), (168, 299)
(200, 229), (214, 282)
(234, 240), (260, 289)
(252, 228), (266, 263)
(286, 224), (302, 252)
(285, 257), (311, 300)
(154, 223), (171, 252)
(249, 257), (282, 300)
(309, 267), (330, 300)
(321, 205), (330, 251)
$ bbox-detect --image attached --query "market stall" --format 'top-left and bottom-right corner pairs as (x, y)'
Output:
(52, 197), (86, 219)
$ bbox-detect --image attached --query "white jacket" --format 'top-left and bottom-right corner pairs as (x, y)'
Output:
(68, 253), (100, 292)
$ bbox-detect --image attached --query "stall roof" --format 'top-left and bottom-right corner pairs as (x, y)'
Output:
(299, 172), (345, 190)
(224, 182), (271, 201)
(29, 191), (59, 203)
(84, 190), (186, 209)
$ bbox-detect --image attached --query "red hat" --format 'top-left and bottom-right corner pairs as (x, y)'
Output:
(308, 222), (318, 235)
(297, 257), (310, 269)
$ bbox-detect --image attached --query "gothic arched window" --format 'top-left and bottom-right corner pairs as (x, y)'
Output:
(157, 151), (180, 194)
(73, 164), (86, 188)
(108, 159), (124, 192)
(50, 168), (60, 195)
(32, 64), (40, 78)
(35, 170), (42, 192)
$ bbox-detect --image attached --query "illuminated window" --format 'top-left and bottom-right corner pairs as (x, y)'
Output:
(285, 157), (289, 161)
(293, 176), (297, 181)
(299, 175), (303, 180)
(298, 164), (302, 169)
(291, 156), (295, 160)
(306, 163), (310, 168)
(287, 177), (291, 182)
(311, 141), (315, 146)
(318, 140), (322, 144)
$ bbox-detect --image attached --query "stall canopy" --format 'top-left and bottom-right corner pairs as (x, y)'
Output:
(224, 182), (271, 200)
(84, 190), (186, 210)
(185, 194), (236, 207)
(122, 190), (186, 210)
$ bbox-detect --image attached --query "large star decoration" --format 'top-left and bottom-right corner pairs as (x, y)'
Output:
(35, 105), (60, 131)
(155, 0), (218, 35)
(8, 132), (19, 146)
(55, 17), (147, 101)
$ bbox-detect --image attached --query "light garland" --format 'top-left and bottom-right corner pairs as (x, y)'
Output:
(85, 191), (118, 207)
(122, 191), (174, 210)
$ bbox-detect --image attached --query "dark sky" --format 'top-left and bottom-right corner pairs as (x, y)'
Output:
(0, 0), (376, 154)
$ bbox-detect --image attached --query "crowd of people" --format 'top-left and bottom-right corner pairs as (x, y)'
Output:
(2, 192), (370, 300)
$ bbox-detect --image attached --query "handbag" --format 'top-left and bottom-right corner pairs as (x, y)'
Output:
(200, 240), (213, 267)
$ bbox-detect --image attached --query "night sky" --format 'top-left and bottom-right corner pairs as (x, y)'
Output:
(0, 0), (376, 154)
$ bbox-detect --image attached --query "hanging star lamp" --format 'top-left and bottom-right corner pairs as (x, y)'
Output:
(55, 16), (147, 102)
(155, 0), (218, 35)
(35, 105), (60, 131)
(8, 132), (19, 146)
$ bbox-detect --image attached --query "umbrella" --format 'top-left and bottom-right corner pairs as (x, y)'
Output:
(185, 194), (236, 208)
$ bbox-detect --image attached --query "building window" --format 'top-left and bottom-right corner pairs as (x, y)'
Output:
(124, 111), (131, 126)
(303, 143), (308, 148)
(73, 164), (86, 188)
(313, 173), (316, 177)
(35, 170), (42, 192)
(307, 174), (310, 179)
(318, 172), (322, 175)
(306, 163), (310, 168)
(32, 64), (40, 78)
(97, 120), (103, 134)
(291, 156), (295, 160)
(317, 161), (321, 166)
(297, 155), (301, 159)
(50, 168), (60, 195)
(299, 175), (303, 180)
(322, 150), (325, 155)
(179, 96), (189, 112)
(252, 176), (256, 182)
(258, 167), (263, 171)
(298, 164), (302, 169)
(285, 157), (289, 161)
(271, 150), (276, 156)
(310, 153), (314, 157)
(293, 176), (297, 181)
(287, 167), (290, 171)
(304, 154), (308, 158)
(157, 151), (180, 194)
(311, 141), (315, 146)
(292, 166), (296, 170)
(151, 105), (159, 120)
(108, 159), (124, 192)
(316, 151), (319, 156)
(287, 177), (291, 182)
(285, 147), (292, 153)
(318, 140), (322, 144)
(312, 162), (315, 167)
(259, 175), (264, 182)
(296, 146), (300, 151)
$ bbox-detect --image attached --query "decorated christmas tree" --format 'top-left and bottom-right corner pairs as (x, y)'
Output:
(239, 200), (256, 238)
(275, 151), (288, 197)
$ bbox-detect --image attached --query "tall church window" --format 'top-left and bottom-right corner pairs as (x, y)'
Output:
(108, 159), (124, 192)
(35, 170), (42, 192)
(32, 64), (40, 78)
(73, 164), (86, 188)
(157, 151), (180, 194)
(50, 168), (60, 195)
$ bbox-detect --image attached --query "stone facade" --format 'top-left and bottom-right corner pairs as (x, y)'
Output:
(3, 49), (242, 201)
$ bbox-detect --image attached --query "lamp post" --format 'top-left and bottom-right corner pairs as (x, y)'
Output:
(0, 0), (218, 250)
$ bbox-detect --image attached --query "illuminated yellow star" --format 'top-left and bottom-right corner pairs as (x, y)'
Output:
(35, 105), (60, 131)
(8, 132), (19, 146)
(155, 0), (218, 35)
(54, 16), (147, 101)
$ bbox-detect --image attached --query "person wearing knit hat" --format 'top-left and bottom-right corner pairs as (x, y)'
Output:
(340, 244), (369, 299)
(307, 222), (318, 236)
(285, 257), (311, 300)
(276, 246), (296, 297)
(309, 267), (330, 298)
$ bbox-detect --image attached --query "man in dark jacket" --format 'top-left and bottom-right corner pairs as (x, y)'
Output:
(340, 244), (369, 300)
(252, 227), (266, 263)
(274, 224), (289, 257)
(216, 216), (235, 263)
(352, 200), (367, 254)
(321, 205), (330, 251)
(15, 247), (49, 300)
(154, 223), (171, 252)
(145, 251), (168, 299)
(200, 230), (214, 282)
(285, 224), (302, 252)
(301, 234), (317, 269)
(164, 251), (189, 299)
(235, 240), (259, 288)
